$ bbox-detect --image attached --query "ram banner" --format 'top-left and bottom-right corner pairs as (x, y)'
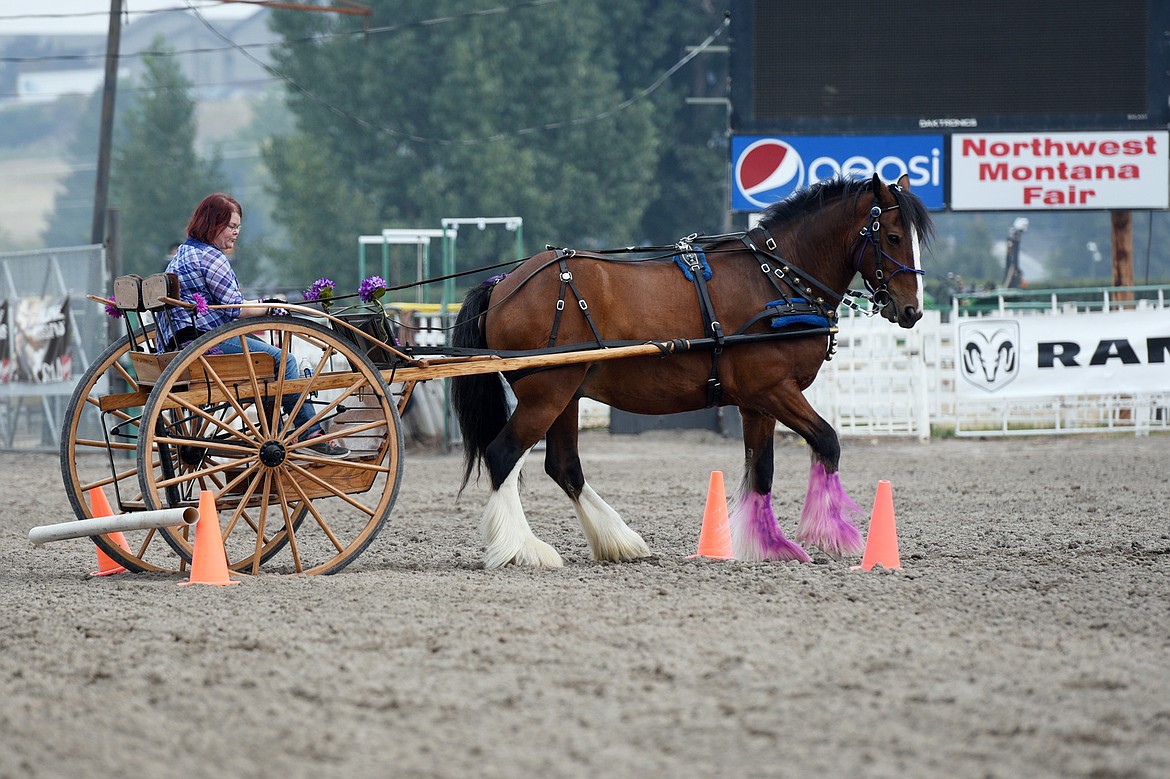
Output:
(956, 310), (1170, 397)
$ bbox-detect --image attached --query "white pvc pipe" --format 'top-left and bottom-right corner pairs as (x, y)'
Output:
(29, 507), (199, 546)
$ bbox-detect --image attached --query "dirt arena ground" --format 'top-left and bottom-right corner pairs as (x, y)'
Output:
(1, 431), (1167, 779)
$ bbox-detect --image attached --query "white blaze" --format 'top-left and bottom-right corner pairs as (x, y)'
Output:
(911, 227), (923, 310)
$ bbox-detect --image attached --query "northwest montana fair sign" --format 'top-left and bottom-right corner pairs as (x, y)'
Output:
(950, 130), (1169, 210)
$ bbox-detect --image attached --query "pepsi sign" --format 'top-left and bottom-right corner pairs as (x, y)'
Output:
(731, 135), (945, 212)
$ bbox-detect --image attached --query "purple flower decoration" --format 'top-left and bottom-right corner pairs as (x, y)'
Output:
(104, 300), (123, 319)
(359, 275), (387, 303)
(303, 277), (335, 312)
(192, 292), (209, 315)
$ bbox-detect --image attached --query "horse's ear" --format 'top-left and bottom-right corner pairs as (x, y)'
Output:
(872, 172), (895, 205)
(895, 173), (911, 192)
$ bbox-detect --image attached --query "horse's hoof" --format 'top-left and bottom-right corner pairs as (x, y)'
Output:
(797, 525), (864, 560)
(592, 534), (651, 563)
(485, 538), (564, 569)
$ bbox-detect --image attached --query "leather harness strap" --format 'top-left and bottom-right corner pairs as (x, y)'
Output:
(548, 250), (604, 349)
(741, 226), (840, 360)
(677, 239), (725, 407)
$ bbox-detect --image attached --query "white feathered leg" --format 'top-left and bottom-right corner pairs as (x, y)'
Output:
(573, 481), (651, 562)
(480, 452), (563, 569)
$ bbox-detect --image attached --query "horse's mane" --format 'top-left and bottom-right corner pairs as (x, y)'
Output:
(758, 176), (934, 245)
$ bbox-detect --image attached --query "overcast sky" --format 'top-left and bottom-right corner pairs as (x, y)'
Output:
(0, 1), (257, 36)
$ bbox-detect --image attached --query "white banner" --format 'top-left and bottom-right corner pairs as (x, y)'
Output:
(950, 131), (1169, 210)
(956, 311), (1170, 397)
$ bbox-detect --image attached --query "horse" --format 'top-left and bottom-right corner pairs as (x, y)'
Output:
(451, 173), (932, 569)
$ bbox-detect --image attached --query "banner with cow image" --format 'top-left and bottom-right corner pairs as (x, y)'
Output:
(957, 310), (1170, 397)
(13, 295), (71, 383)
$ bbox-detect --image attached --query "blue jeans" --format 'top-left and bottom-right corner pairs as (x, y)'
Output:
(216, 334), (322, 438)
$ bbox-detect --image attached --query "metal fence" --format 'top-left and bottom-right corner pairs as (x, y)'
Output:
(0, 245), (107, 450)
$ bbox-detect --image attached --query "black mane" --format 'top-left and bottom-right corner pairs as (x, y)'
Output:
(758, 176), (934, 245)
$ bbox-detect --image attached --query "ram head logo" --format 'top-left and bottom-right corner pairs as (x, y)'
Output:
(959, 322), (1020, 392)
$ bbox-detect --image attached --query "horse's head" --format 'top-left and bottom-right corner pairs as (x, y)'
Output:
(853, 173), (933, 328)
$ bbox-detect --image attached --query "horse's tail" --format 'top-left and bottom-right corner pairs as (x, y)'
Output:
(451, 281), (509, 493)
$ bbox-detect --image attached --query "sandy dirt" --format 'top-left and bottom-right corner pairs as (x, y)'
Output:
(1, 431), (1168, 778)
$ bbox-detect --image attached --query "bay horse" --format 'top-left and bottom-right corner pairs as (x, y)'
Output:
(451, 174), (931, 568)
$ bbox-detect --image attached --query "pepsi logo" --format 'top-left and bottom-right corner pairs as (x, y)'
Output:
(735, 139), (804, 208)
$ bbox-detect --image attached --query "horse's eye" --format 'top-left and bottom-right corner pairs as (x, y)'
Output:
(887, 233), (901, 246)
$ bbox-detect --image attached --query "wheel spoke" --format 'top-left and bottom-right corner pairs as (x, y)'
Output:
(284, 378), (370, 445)
(273, 472), (304, 572)
(75, 438), (137, 451)
(168, 391), (261, 445)
(222, 465), (266, 541)
(80, 459), (155, 493)
(112, 358), (136, 386)
(279, 342), (341, 440)
(284, 460), (376, 518)
(152, 434), (255, 457)
(284, 471), (346, 554)
(248, 470), (270, 574)
(154, 455), (259, 491)
(199, 347), (268, 441)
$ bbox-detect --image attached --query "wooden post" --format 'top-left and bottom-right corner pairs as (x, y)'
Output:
(1110, 210), (1134, 307)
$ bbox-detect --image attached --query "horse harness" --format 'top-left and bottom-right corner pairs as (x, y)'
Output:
(528, 193), (921, 408)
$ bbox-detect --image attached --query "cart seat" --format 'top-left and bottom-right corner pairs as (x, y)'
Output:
(130, 350), (277, 389)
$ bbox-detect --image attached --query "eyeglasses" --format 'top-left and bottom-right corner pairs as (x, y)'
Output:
(226, 224), (241, 234)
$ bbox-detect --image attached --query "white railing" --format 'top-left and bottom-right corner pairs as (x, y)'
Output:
(805, 286), (1170, 438)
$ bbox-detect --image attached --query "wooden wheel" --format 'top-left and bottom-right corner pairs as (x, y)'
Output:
(136, 317), (404, 575)
(58, 327), (305, 573)
(58, 327), (173, 572)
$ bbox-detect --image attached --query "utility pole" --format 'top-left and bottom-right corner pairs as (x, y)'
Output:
(90, 0), (123, 246)
(1111, 210), (1134, 305)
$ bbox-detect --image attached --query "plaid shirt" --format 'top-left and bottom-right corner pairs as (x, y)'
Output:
(157, 238), (244, 348)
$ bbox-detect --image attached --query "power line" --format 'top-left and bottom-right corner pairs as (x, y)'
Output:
(0, 1), (561, 64)
(185, 3), (730, 146)
(4, 1), (729, 149)
(0, 2), (231, 23)
(0, 76), (276, 99)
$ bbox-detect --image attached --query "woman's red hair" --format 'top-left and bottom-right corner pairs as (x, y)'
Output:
(186, 193), (243, 244)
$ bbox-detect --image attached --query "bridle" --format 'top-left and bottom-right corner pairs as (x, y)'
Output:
(850, 189), (925, 315)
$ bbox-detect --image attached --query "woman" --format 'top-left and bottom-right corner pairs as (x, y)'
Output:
(159, 193), (347, 458)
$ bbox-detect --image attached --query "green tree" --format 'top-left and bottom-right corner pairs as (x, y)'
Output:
(42, 91), (105, 248)
(110, 38), (224, 276)
(263, 0), (700, 292)
(603, 1), (729, 241)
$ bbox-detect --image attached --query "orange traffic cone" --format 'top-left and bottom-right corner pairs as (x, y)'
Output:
(854, 480), (902, 571)
(87, 487), (129, 577)
(178, 490), (239, 586)
(688, 471), (735, 560)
